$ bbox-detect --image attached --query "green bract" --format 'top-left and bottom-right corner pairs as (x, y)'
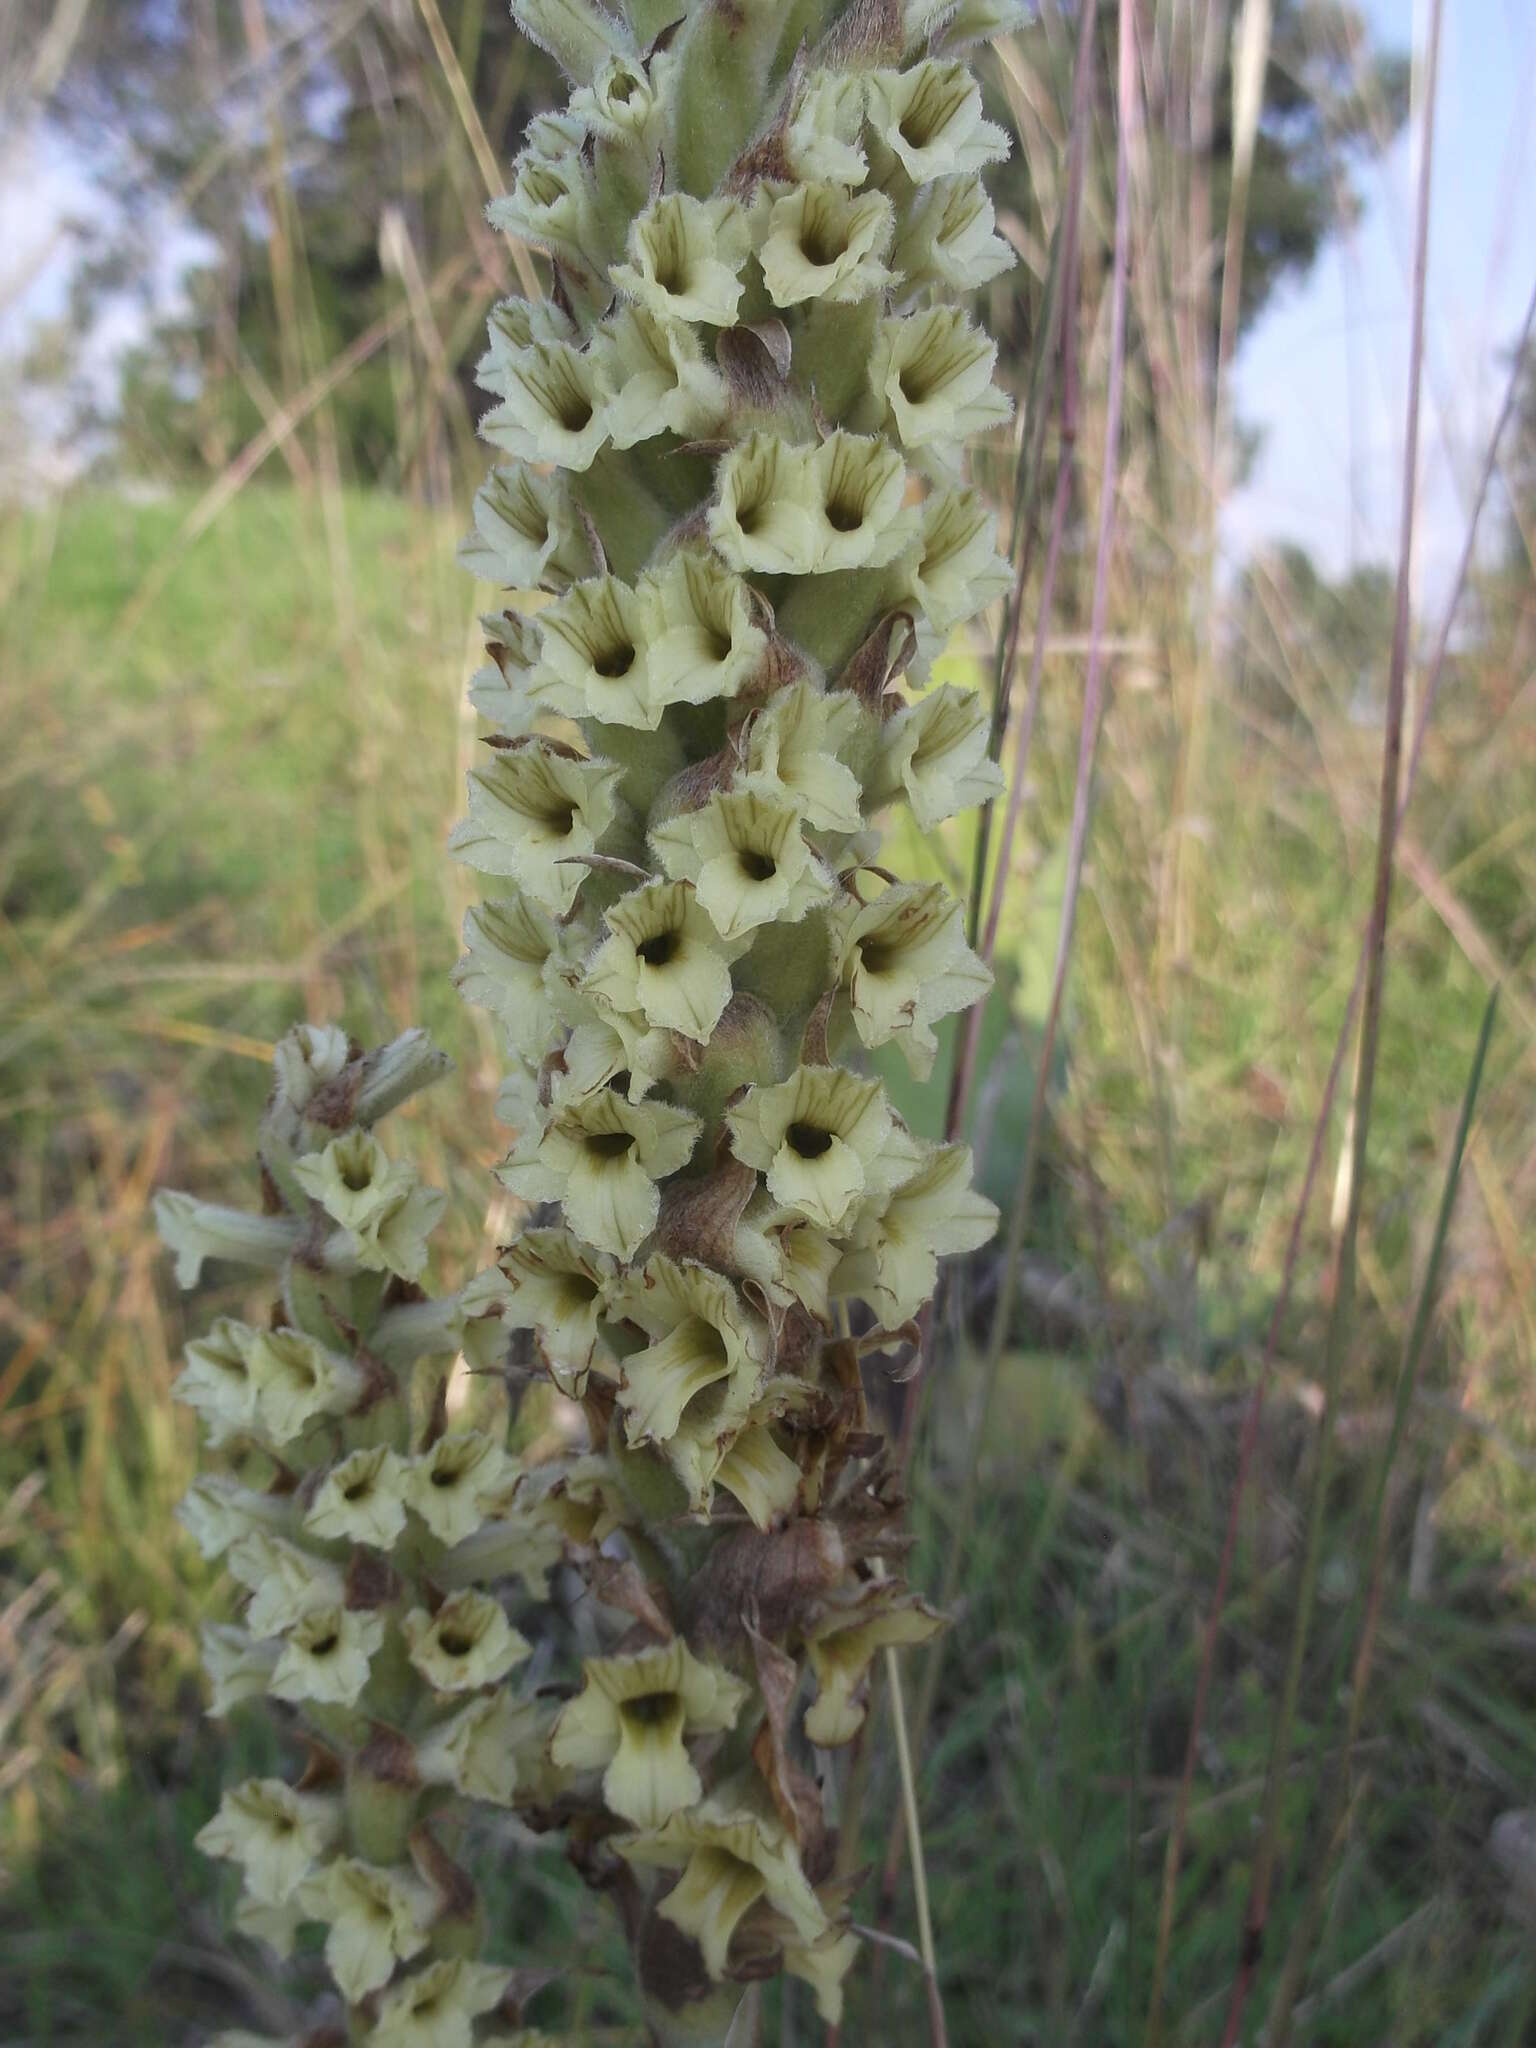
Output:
(162, 1), (1019, 2035)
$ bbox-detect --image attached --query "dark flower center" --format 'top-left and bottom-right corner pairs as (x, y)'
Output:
(787, 1121), (834, 1159)
(587, 1129), (637, 1159)
(636, 930), (679, 968)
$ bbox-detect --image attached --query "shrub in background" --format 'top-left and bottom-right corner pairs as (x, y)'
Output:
(157, 0), (1020, 2037)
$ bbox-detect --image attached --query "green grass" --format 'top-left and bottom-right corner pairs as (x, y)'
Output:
(3, 485), (1535, 2044)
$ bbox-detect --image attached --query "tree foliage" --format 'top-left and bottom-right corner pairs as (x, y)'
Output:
(20, 0), (1406, 480)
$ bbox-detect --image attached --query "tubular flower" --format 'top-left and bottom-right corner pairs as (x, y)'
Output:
(550, 1639), (749, 1826)
(651, 788), (835, 942)
(449, 739), (627, 915)
(303, 1443), (410, 1549)
(612, 192), (753, 326)
(611, 1253), (768, 1450)
(835, 1138), (999, 1327)
(740, 677), (866, 833)
(870, 304), (1013, 455)
(759, 182), (895, 307)
(194, 1778), (341, 1905)
(403, 1429), (514, 1546)
(454, 891), (578, 1063)
(726, 1065), (908, 1232)
(165, 0), (1022, 2028)
(499, 1087), (701, 1261)
(295, 1856), (436, 2002)
(499, 1226), (621, 1396)
(873, 678), (1005, 827)
(370, 1960), (512, 2048)
(617, 1803), (828, 1980)
(804, 1586), (946, 1745)
(581, 879), (738, 1038)
(402, 1589), (532, 1694)
(269, 1604), (386, 1709)
(829, 878), (992, 1078)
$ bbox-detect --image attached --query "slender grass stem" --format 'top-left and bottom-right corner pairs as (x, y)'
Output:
(1260, 985), (1498, 2047)
(1142, 152), (1536, 2048)
(1217, 6), (1445, 2037)
(946, 0), (1096, 1147)
(888, 0), (1138, 1885)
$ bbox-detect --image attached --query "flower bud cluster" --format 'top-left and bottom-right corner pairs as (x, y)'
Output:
(164, 0), (1023, 2038)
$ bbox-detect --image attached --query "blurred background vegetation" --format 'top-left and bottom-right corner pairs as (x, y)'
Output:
(2, 1), (1534, 2042)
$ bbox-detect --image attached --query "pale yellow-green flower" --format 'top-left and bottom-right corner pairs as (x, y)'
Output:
(558, 1012), (672, 1103)
(270, 1604), (386, 1709)
(808, 432), (919, 574)
(417, 1691), (542, 1808)
(455, 891), (578, 1063)
(892, 174), (1016, 299)
(596, 305), (725, 451)
(173, 1318), (260, 1445)
(486, 144), (601, 276)
(500, 1226), (620, 1397)
(303, 1443), (410, 1549)
(784, 1929), (861, 2025)
(194, 1777), (340, 1905)
(480, 337), (613, 471)
(581, 879), (737, 1039)
(612, 192), (752, 326)
(651, 788), (835, 943)
(296, 1856), (436, 2001)
(835, 1141), (998, 1328)
(740, 678), (865, 834)
(759, 182), (894, 307)
(870, 306), (1012, 453)
(402, 1590), (531, 1694)
(227, 1532), (345, 1638)
(269, 1019), (349, 1112)
(154, 1191), (300, 1291)
(611, 1254), (768, 1449)
(200, 1624), (280, 1716)
(550, 1639), (749, 1827)
(528, 574), (658, 729)
(638, 549), (767, 707)
(804, 1587), (945, 1746)
(617, 1803), (827, 1979)
(230, 1889), (303, 1961)
(403, 1429), (513, 1547)
(499, 1088), (700, 1262)
(245, 1327), (369, 1443)
(726, 1066), (902, 1233)
(708, 434), (824, 577)
(449, 739), (626, 915)
(462, 461), (590, 592)
(867, 61), (1009, 182)
(370, 1958), (512, 2048)
(709, 1407), (804, 1531)
(875, 680), (1004, 828)
(291, 1131), (446, 1282)
(891, 485), (1012, 637)
(829, 879), (991, 1079)
(785, 70), (869, 187)
(176, 1474), (289, 1560)
(569, 52), (664, 148)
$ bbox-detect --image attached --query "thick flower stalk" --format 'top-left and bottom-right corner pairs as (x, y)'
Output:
(160, 0), (1022, 2040)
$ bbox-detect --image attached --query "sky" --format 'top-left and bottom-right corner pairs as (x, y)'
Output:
(3, 0), (1535, 594)
(1223, 0), (1536, 609)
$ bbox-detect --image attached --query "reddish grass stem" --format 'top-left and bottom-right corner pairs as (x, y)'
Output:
(1143, 190), (1535, 2048)
(1215, 5), (1444, 2038)
(873, 0), (1139, 1977)
(945, 0), (1098, 1143)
